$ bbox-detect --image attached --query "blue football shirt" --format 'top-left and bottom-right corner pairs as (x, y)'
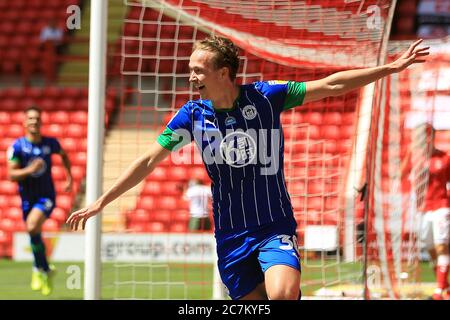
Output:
(157, 80), (306, 234)
(7, 137), (61, 199)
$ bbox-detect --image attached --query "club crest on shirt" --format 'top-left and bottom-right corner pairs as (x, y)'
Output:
(242, 105), (257, 120)
(42, 146), (51, 155)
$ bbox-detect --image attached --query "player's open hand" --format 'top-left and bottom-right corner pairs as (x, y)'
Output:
(66, 202), (102, 231)
(390, 39), (430, 72)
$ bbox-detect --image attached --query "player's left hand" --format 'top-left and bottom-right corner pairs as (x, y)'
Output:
(66, 201), (103, 231)
(390, 39), (430, 72)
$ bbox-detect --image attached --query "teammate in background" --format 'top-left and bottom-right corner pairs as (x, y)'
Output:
(402, 123), (450, 300)
(67, 36), (429, 300)
(183, 179), (212, 231)
(7, 106), (72, 296)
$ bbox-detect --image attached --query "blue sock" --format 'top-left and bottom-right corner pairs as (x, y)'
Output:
(30, 234), (49, 272)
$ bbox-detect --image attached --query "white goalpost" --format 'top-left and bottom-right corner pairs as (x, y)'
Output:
(85, 0), (107, 300)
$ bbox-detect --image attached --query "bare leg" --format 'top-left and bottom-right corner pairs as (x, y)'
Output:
(239, 282), (268, 300)
(264, 265), (301, 300)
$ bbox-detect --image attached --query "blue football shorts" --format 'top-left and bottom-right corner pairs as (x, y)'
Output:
(21, 197), (55, 221)
(216, 216), (301, 300)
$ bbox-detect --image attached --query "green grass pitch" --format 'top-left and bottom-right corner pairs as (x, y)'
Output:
(0, 259), (435, 299)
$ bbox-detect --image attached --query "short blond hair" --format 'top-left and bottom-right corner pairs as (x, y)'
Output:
(193, 35), (240, 81)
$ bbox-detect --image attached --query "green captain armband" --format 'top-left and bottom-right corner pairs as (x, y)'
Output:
(157, 127), (190, 151)
(283, 81), (306, 110)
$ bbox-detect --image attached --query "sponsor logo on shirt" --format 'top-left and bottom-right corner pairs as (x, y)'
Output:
(220, 131), (257, 168)
(225, 116), (237, 127)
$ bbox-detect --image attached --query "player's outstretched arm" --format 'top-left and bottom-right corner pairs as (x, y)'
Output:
(66, 141), (171, 231)
(303, 39), (430, 104)
(59, 148), (73, 192)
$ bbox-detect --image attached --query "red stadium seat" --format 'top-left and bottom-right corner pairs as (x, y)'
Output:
(13, 219), (25, 231)
(340, 125), (354, 139)
(137, 196), (157, 211)
(156, 196), (179, 210)
(45, 124), (64, 138)
(78, 138), (87, 152)
(342, 112), (355, 125)
(7, 196), (22, 208)
(24, 87), (43, 100)
(58, 98), (76, 111)
(71, 152), (87, 166)
(0, 230), (12, 247)
(75, 98), (89, 110)
(71, 166), (86, 180)
(1, 138), (16, 153)
(70, 111), (88, 125)
(56, 195), (73, 212)
(321, 125), (340, 140)
(148, 167), (167, 181)
(60, 137), (78, 153)
(0, 195), (8, 208)
(323, 112), (342, 125)
(10, 112), (25, 124)
(0, 112), (11, 125)
(0, 98), (17, 111)
(151, 211), (172, 224)
(307, 197), (324, 211)
(131, 210), (151, 223)
(127, 222), (147, 233)
(39, 98), (56, 111)
(51, 166), (66, 181)
(42, 86), (61, 100)
(66, 124), (87, 139)
(325, 196), (339, 211)
(304, 112), (323, 125)
(7, 124), (24, 138)
(42, 219), (59, 232)
(307, 183), (324, 195)
(61, 87), (81, 100)
(172, 211), (190, 223)
(50, 111), (70, 124)
(6, 207), (22, 221)
(169, 222), (188, 233)
(147, 221), (167, 233)
(189, 166), (210, 182)
(0, 181), (18, 196)
(0, 218), (15, 232)
(142, 182), (162, 195)
(324, 140), (337, 154)
(51, 207), (67, 224)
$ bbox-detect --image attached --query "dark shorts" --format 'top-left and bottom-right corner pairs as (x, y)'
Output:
(188, 217), (212, 231)
(216, 217), (301, 300)
(21, 197), (55, 221)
